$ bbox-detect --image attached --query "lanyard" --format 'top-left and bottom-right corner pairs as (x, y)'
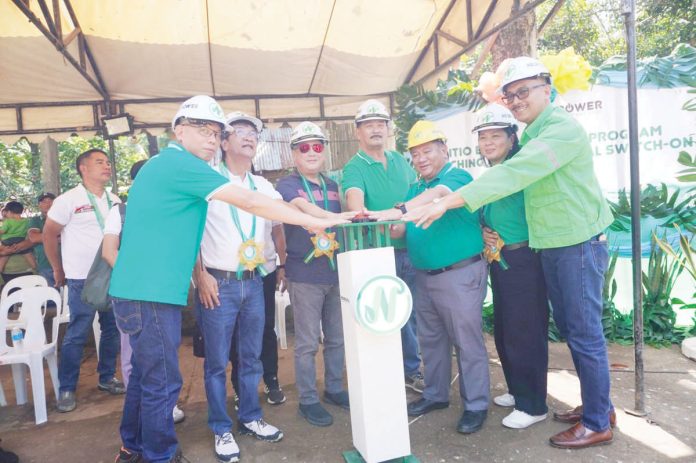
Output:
(299, 173), (329, 212)
(219, 164), (257, 241)
(84, 186), (111, 231)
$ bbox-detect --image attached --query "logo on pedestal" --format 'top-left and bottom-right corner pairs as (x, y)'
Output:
(355, 275), (412, 334)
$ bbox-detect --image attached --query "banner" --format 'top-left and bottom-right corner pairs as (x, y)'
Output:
(436, 85), (696, 195)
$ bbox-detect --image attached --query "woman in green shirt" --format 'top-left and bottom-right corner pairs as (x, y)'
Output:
(474, 104), (549, 429)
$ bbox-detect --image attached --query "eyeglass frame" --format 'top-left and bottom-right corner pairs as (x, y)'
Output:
(501, 83), (548, 105)
(180, 121), (223, 140)
(225, 126), (260, 140)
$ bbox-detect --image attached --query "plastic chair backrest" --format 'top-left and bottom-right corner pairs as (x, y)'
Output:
(0, 275), (48, 302)
(0, 287), (60, 353)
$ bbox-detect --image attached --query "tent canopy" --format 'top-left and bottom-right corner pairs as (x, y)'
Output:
(0, 0), (546, 142)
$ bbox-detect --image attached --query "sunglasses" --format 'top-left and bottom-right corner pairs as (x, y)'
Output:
(295, 143), (325, 154)
(501, 83), (547, 105)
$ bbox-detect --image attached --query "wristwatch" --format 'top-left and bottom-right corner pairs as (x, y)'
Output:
(394, 202), (407, 214)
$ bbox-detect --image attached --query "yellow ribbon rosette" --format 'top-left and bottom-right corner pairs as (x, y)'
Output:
(540, 48), (592, 95)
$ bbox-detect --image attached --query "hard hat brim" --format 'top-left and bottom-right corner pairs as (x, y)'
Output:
(355, 115), (390, 124)
(290, 134), (329, 146)
(472, 123), (516, 133)
(225, 115), (263, 132)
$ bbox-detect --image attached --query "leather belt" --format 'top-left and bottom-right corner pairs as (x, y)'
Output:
(426, 254), (482, 276)
(504, 240), (529, 251)
(206, 267), (257, 281)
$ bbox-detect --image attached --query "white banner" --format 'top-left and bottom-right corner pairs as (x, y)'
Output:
(436, 85), (696, 195)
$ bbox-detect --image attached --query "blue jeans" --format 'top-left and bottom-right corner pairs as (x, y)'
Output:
(195, 275), (265, 434)
(113, 298), (182, 463)
(541, 237), (613, 432)
(395, 249), (421, 376)
(58, 279), (120, 392)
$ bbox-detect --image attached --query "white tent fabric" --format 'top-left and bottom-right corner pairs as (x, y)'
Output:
(0, 0), (544, 142)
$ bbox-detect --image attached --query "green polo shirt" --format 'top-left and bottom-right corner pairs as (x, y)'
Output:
(481, 158), (529, 245)
(405, 163), (483, 270)
(28, 215), (51, 271)
(109, 142), (230, 306)
(457, 104), (613, 249)
(341, 150), (416, 249)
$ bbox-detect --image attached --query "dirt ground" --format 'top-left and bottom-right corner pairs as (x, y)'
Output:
(1, 330), (695, 463)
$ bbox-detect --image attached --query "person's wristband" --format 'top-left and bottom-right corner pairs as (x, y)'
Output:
(277, 264), (285, 270)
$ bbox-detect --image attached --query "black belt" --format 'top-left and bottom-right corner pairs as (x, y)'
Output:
(504, 240), (529, 251)
(426, 254), (482, 276)
(206, 267), (257, 281)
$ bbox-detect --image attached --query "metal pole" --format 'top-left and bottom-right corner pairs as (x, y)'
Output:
(622, 0), (646, 417)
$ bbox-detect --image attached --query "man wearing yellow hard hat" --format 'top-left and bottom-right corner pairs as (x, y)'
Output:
(375, 120), (489, 435)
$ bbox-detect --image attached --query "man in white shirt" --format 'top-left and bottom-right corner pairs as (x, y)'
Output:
(43, 148), (125, 413)
(193, 112), (282, 463)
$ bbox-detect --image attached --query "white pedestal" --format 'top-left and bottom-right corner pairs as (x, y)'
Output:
(338, 247), (411, 463)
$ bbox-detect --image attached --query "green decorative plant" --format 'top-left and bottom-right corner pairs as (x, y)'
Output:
(393, 69), (484, 153)
(601, 251), (634, 344)
(608, 183), (695, 234)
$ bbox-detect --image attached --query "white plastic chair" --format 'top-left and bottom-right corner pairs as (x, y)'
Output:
(274, 291), (291, 350)
(1, 275), (48, 328)
(0, 286), (61, 425)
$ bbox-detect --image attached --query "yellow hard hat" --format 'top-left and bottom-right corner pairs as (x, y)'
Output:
(407, 120), (447, 150)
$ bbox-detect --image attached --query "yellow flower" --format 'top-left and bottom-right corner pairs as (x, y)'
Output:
(540, 48), (592, 94)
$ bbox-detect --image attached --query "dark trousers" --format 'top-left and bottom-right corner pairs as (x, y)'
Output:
(490, 246), (549, 416)
(230, 270), (279, 390)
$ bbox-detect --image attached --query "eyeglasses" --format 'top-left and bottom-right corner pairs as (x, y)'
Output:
(182, 123), (222, 140)
(227, 127), (259, 140)
(295, 143), (325, 154)
(501, 83), (547, 105)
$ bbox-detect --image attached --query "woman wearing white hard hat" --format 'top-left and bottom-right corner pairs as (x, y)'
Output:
(473, 103), (549, 429)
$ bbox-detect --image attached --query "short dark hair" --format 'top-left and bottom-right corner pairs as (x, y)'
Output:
(75, 148), (108, 178)
(4, 201), (24, 214)
(37, 192), (56, 203)
(130, 160), (147, 180)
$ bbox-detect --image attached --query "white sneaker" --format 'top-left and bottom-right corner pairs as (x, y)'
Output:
(501, 409), (547, 429)
(173, 405), (185, 424)
(493, 393), (515, 407)
(214, 432), (240, 463)
(240, 419), (284, 442)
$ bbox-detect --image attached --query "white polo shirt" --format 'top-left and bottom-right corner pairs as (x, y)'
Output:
(262, 219), (280, 274)
(200, 169), (281, 272)
(47, 184), (121, 279)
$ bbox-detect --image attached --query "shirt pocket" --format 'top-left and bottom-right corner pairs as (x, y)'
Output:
(526, 180), (571, 238)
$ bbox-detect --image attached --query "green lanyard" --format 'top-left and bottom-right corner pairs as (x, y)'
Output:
(219, 164), (267, 278)
(299, 172), (338, 269)
(219, 164), (257, 240)
(84, 186), (112, 231)
(299, 173), (329, 212)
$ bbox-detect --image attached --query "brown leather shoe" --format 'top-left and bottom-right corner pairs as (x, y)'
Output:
(549, 422), (613, 449)
(553, 405), (617, 428)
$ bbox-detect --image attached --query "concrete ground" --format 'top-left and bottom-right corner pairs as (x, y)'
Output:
(1, 328), (695, 463)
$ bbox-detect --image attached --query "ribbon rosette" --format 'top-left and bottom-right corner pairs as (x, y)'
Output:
(238, 239), (266, 271)
(540, 48), (592, 95)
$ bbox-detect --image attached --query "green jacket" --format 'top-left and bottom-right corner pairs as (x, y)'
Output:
(458, 104), (613, 249)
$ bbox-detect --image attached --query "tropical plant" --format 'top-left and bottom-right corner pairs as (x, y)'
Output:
(601, 251), (634, 344)
(394, 69), (484, 152)
(608, 183), (695, 234)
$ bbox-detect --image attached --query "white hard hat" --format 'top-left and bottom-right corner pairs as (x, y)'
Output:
(290, 121), (328, 145)
(225, 111), (263, 133)
(497, 57), (551, 93)
(171, 95), (226, 129)
(355, 99), (390, 124)
(472, 103), (518, 133)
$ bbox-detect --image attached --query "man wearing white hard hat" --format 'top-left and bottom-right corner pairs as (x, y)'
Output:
(341, 99), (425, 394)
(276, 121), (352, 427)
(193, 111), (285, 462)
(109, 96), (346, 463)
(404, 57), (615, 449)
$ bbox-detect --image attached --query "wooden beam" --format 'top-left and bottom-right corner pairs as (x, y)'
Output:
(63, 26), (80, 47)
(466, 0), (473, 42)
(470, 31), (499, 80)
(36, 0), (57, 37)
(404, 0), (459, 84)
(475, 0), (499, 38)
(433, 34), (440, 67)
(52, 0), (62, 43)
(436, 29), (468, 48)
(415, 0), (550, 85)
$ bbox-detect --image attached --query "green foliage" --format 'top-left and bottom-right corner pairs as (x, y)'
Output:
(394, 69), (484, 152)
(0, 134), (150, 209)
(602, 252), (634, 344)
(641, 236), (686, 346)
(537, 0), (696, 67)
(608, 183), (696, 234)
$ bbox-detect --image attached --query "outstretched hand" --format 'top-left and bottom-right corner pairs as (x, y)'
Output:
(402, 202), (447, 229)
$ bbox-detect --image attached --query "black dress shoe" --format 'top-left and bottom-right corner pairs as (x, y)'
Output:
(457, 410), (488, 434)
(407, 397), (449, 417)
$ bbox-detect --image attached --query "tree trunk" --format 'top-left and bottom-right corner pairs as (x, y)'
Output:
(491, 8), (537, 69)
